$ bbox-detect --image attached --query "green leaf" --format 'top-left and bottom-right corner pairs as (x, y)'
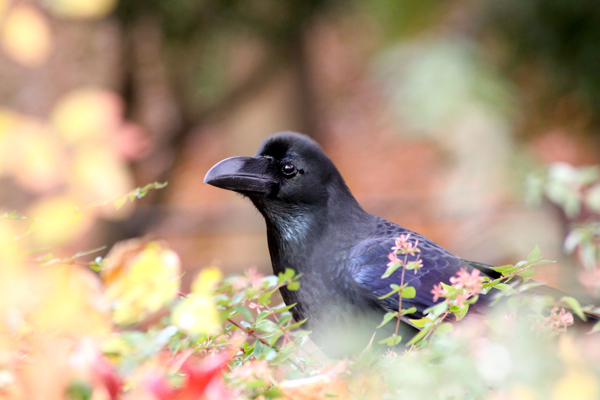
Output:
(408, 317), (433, 328)
(286, 281), (300, 291)
(378, 285), (400, 300)
(285, 319), (307, 330)
(266, 331), (283, 346)
(290, 329), (311, 338)
(256, 310), (270, 322)
(253, 340), (277, 360)
(402, 307), (417, 315)
(453, 304), (469, 321)
(113, 197), (127, 210)
(381, 262), (401, 279)
(561, 296), (587, 322)
(277, 313), (292, 326)
(274, 303), (296, 313)
(232, 305), (254, 321)
(527, 245), (541, 262)
(517, 267), (537, 282)
(407, 325), (432, 346)
(65, 379), (93, 400)
(377, 312), (398, 329)
(405, 260), (422, 270)
(590, 320), (600, 334)
(493, 283), (516, 294)
(245, 379), (268, 389)
(278, 268), (295, 284)
(435, 322), (453, 336)
(401, 286), (416, 299)
(492, 264), (519, 276)
(424, 301), (448, 319)
(263, 386), (285, 399)
(378, 334), (402, 346)
(254, 319), (278, 333)
(258, 289), (277, 306)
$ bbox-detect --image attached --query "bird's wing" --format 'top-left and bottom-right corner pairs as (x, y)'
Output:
(347, 228), (484, 318)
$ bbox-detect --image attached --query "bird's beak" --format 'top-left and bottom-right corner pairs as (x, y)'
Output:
(204, 156), (275, 194)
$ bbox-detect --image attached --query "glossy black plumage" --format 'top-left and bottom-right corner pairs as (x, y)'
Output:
(204, 132), (499, 356)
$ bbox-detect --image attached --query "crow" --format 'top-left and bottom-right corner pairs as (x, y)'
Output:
(203, 132), (566, 356)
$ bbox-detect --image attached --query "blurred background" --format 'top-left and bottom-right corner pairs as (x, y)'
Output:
(2, 0), (600, 296)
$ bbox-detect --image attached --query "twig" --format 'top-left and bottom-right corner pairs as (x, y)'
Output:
(263, 303), (323, 368)
(392, 255), (408, 353)
(227, 318), (302, 371)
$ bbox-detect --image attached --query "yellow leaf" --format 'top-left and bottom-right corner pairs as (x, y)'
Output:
(557, 334), (581, 365)
(71, 144), (133, 207)
(0, 219), (23, 273)
(553, 368), (598, 400)
(51, 88), (122, 144)
(47, 0), (117, 19)
(27, 195), (91, 247)
(31, 265), (111, 336)
(10, 120), (65, 192)
(113, 197), (127, 210)
(191, 267), (223, 295)
(0, 108), (18, 150)
(0, 221), (28, 314)
(102, 240), (181, 325)
(1, 4), (52, 67)
(172, 294), (221, 335)
(0, 109), (19, 178)
(505, 385), (536, 400)
(0, 0), (7, 19)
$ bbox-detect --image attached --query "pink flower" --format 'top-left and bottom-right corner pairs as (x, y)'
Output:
(431, 284), (448, 302)
(449, 268), (484, 293)
(387, 252), (401, 267)
(454, 293), (469, 307)
(392, 234), (411, 252)
(545, 307), (574, 334)
(248, 302), (263, 313)
(392, 235), (421, 255)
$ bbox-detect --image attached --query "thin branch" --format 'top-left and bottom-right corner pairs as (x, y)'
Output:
(227, 318), (302, 371)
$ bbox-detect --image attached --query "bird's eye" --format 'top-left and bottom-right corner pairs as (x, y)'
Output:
(281, 163), (297, 177)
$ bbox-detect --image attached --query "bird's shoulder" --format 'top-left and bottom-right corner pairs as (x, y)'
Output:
(347, 217), (463, 271)
(340, 217), (473, 314)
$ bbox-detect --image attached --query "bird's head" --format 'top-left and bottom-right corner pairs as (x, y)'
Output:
(204, 132), (357, 222)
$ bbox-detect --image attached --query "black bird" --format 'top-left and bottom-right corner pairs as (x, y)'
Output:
(203, 132), (533, 356)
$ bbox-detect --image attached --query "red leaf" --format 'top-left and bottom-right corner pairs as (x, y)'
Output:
(179, 353), (230, 399)
(94, 356), (123, 400)
(145, 372), (176, 400)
